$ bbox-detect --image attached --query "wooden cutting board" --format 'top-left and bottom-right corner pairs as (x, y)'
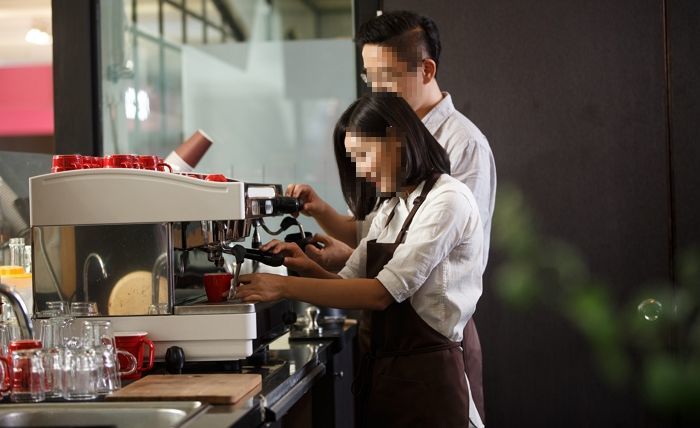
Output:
(106, 374), (262, 404)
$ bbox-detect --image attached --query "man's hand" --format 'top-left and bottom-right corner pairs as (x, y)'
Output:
(304, 234), (354, 273)
(260, 239), (324, 277)
(286, 184), (329, 218)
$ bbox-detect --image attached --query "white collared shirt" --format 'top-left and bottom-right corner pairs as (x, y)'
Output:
(423, 92), (496, 271)
(358, 92), (496, 272)
(339, 174), (484, 342)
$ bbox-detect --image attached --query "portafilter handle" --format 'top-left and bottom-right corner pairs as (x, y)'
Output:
(273, 197), (301, 215)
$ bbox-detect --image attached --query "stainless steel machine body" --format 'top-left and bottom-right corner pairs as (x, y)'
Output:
(29, 169), (297, 361)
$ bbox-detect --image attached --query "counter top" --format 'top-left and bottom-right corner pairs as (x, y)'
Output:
(0, 322), (356, 428)
(182, 322), (356, 427)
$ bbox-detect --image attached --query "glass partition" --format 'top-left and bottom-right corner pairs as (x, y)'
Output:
(99, 0), (356, 234)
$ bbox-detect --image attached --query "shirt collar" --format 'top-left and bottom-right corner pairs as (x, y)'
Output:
(397, 179), (428, 208)
(421, 92), (455, 134)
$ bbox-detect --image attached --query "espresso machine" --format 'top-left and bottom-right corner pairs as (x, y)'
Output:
(29, 168), (303, 365)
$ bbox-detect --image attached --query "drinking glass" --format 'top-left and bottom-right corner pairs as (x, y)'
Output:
(39, 316), (73, 398)
(10, 349), (45, 402)
(42, 347), (64, 398)
(8, 237), (24, 267)
(0, 321), (20, 356)
(82, 321), (136, 393)
(63, 347), (98, 400)
(70, 302), (99, 317)
(46, 301), (68, 315)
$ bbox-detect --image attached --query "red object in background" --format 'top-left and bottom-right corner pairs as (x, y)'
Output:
(204, 174), (227, 182)
(51, 154), (84, 172)
(137, 155), (172, 172)
(114, 333), (155, 380)
(203, 272), (233, 303)
(178, 172), (206, 180)
(7, 340), (42, 353)
(104, 154), (141, 169)
(88, 156), (104, 168)
(0, 65), (53, 136)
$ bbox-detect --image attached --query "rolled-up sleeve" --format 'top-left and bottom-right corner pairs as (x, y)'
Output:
(376, 190), (474, 302)
(338, 237), (365, 279)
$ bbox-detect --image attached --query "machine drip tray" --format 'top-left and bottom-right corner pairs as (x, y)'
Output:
(174, 300), (256, 315)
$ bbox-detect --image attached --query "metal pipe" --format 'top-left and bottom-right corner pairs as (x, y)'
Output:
(0, 283), (33, 339)
(151, 253), (168, 311)
(82, 253), (108, 302)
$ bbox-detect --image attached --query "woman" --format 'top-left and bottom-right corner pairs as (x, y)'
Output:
(237, 93), (484, 427)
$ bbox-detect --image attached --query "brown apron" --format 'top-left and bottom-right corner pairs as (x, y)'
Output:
(352, 174), (470, 427)
(463, 318), (485, 423)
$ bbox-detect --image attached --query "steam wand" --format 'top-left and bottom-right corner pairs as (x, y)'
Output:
(225, 244), (246, 301)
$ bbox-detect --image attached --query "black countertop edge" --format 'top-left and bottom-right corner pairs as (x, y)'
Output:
(184, 322), (357, 428)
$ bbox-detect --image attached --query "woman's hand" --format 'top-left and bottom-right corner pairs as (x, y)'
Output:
(304, 234), (354, 273)
(286, 184), (329, 218)
(260, 239), (323, 277)
(236, 273), (287, 303)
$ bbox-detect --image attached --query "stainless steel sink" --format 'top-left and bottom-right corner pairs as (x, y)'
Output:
(0, 401), (205, 428)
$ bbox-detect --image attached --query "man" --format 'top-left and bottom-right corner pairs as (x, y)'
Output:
(287, 11), (495, 427)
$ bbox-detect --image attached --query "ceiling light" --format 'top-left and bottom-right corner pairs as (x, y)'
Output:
(25, 28), (53, 46)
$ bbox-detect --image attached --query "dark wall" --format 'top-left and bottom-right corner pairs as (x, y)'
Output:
(669, 1), (700, 262)
(378, 0), (697, 426)
(52, 0), (102, 155)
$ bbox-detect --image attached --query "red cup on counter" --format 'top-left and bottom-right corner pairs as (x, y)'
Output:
(114, 332), (155, 380)
(137, 155), (173, 172)
(51, 154), (84, 173)
(104, 154), (142, 169)
(204, 272), (233, 303)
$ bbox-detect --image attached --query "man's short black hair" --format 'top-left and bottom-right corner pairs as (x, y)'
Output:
(356, 10), (441, 72)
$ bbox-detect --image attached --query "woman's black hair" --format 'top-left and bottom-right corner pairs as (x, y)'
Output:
(333, 93), (450, 220)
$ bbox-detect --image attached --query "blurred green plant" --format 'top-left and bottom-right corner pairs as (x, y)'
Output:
(492, 184), (700, 419)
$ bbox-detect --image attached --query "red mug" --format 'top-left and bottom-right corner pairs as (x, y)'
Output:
(0, 355), (9, 393)
(204, 273), (233, 303)
(114, 332), (155, 380)
(5, 340), (42, 393)
(137, 155), (172, 172)
(51, 155), (84, 173)
(104, 154), (141, 169)
(8, 340), (42, 353)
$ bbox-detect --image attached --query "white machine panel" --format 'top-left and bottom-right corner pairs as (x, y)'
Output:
(29, 169), (245, 226)
(98, 313), (258, 361)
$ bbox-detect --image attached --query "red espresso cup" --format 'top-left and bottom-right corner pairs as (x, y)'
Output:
(114, 332), (155, 380)
(204, 273), (233, 303)
(104, 154), (141, 169)
(86, 156), (104, 168)
(137, 155), (172, 172)
(204, 174), (227, 182)
(51, 155), (84, 173)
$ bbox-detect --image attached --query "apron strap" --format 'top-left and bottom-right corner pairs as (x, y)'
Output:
(394, 172), (441, 245)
